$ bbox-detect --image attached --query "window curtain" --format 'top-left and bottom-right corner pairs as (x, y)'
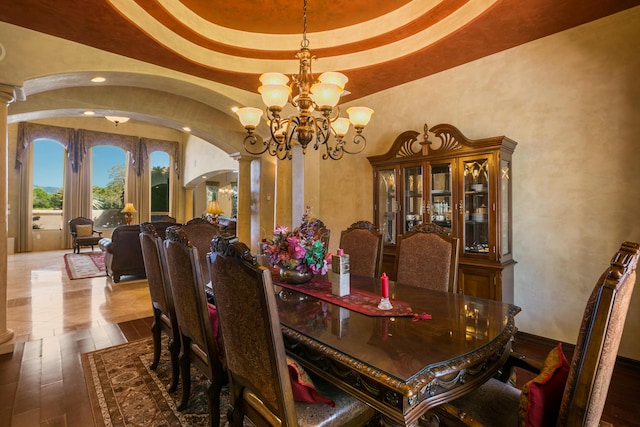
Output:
(16, 122), (74, 252)
(15, 122), (181, 252)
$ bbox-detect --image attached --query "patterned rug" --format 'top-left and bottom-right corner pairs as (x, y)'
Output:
(64, 252), (106, 279)
(82, 337), (251, 427)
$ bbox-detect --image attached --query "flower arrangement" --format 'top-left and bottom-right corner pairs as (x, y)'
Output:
(262, 207), (331, 275)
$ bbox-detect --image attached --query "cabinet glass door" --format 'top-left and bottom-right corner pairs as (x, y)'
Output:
(500, 159), (511, 257)
(463, 158), (490, 254)
(377, 168), (397, 245)
(430, 163), (453, 234)
(403, 165), (423, 232)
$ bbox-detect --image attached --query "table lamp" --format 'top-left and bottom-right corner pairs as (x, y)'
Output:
(122, 203), (136, 224)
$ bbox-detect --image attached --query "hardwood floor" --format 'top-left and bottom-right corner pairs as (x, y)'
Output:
(1, 250), (639, 426)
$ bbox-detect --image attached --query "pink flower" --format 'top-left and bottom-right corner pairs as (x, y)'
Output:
(274, 225), (289, 235)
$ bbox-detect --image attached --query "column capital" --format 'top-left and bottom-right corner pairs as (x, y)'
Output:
(0, 84), (18, 105)
(230, 152), (259, 163)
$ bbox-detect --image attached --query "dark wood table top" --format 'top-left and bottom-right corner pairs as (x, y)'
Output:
(276, 272), (521, 427)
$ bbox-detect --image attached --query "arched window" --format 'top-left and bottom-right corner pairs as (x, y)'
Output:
(32, 139), (64, 230)
(150, 151), (171, 221)
(92, 145), (127, 228)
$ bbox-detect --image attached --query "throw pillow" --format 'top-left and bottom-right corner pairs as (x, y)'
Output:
(75, 224), (93, 237)
(519, 342), (570, 427)
(286, 356), (335, 407)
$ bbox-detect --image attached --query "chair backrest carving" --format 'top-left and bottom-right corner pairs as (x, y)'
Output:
(558, 241), (639, 426)
(339, 220), (383, 278)
(395, 222), (459, 292)
(208, 235), (300, 426)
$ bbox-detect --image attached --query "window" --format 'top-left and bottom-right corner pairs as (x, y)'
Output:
(32, 139), (64, 230)
(92, 145), (126, 228)
(150, 151), (171, 220)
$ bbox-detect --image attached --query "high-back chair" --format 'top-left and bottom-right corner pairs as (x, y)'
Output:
(395, 223), (459, 292)
(208, 235), (375, 427)
(339, 220), (383, 278)
(139, 223), (180, 392)
(68, 216), (102, 253)
(162, 227), (225, 427)
(437, 241), (639, 427)
(170, 217), (221, 284)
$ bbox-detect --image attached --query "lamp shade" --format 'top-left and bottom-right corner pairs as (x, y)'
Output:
(319, 72), (349, 90)
(205, 200), (223, 215)
(121, 203), (136, 213)
(259, 85), (291, 109)
(260, 72), (289, 86)
(332, 117), (351, 137)
(347, 107), (374, 128)
(310, 83), (342, 108)
(236, 107), (263, 128)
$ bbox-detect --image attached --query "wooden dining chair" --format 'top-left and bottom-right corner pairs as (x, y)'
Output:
(162, 227), (225, 427)
(433, 241), (639, 427)
(170, 217), (221, 284)
(395, 223), (459, 292)
(208, 235), (376, 427)
(339, 220), (383, 278)
(139, 223), (180, 392)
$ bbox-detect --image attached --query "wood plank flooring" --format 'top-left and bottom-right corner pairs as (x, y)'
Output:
(1, 250), (639, 426)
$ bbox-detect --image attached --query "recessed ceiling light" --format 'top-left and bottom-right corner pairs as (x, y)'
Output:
(201, 175), (207, 179)
(91, 77), (106, 83)
(182, 126), (191, 132)
(83, 111), (96, 116)
(231, 107), (239, 113)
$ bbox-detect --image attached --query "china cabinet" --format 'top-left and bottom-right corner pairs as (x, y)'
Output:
(368, 123), (517, 302)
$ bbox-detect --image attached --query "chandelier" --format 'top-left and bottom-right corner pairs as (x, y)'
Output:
(235, 0), (374, 160)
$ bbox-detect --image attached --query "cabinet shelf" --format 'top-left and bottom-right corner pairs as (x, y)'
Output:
(369, 122), (517, 302)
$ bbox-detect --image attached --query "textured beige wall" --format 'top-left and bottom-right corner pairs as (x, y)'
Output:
(319, 7), (640, 359)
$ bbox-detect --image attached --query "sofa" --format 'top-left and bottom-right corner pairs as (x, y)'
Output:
(99, 221), (177, 283)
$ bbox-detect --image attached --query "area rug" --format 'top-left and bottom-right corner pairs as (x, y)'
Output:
(64, 252), (106, 279)
(82, 337), (252, 427)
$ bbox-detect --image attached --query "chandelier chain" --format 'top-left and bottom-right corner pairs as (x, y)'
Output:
(301, 0), (309, 49)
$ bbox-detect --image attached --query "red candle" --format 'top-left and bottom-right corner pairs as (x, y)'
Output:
(381, 272), (389, 298)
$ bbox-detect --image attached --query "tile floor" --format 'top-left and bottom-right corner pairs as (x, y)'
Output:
(7, 249), (152, 343)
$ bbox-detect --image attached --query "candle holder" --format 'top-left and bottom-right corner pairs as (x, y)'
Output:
(377, 297), (393, 310)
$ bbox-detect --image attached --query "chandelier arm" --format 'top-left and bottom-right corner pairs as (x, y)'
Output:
(340, 133), (368, 155)
(243, 134), (270, 156)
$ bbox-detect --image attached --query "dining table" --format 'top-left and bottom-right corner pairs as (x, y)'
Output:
(273, 272), (521, 427)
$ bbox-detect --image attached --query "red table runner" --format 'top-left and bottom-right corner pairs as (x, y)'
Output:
(275, 278), (413, 317)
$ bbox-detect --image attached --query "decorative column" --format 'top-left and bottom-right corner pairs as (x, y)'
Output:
(231, 154), (254, 248)
(0, 84), (16, 354)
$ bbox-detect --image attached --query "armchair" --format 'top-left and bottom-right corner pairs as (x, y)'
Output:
(68, 217), (102, 253)
(434, 241), (639, 427)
